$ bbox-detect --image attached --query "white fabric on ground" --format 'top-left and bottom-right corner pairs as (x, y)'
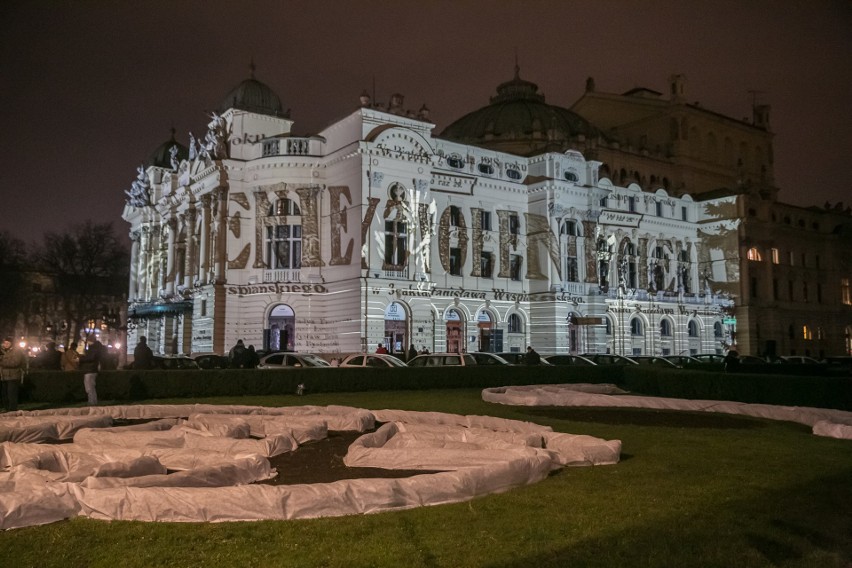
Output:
(482, 384), (852, 440)
(0, 403), (620, 530)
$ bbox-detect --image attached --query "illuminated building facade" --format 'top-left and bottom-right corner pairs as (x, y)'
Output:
(122, 71), (739, 359)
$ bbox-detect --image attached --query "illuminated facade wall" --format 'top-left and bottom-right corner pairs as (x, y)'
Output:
(123, 102), (733, 358)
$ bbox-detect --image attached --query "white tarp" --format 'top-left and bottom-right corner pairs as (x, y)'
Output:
(482, 384), (852, 440)
(0, 403), (620, 530)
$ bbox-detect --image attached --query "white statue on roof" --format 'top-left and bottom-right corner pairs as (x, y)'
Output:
(125, 165), (151, 207)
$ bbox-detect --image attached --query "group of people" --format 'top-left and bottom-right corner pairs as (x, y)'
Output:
(0, 337), (105, 411)
(228, 339), (261, 369)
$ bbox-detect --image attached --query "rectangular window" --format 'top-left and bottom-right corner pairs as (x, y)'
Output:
(266, 224), (302, 269)
(510, 254), (523, 281)
(681, 206), (688, 221)
(600, 196), (608, 207)
(843, 278), (851, 305)
(772, 278), (779, 300)
(384, 220), (407, 267)
(200, 299), (207, 317)
(480, 252), (493, 278)
(788, 251), (794, 265)
(564, 257), (578, 282)
(449, 247), (462, 276)
(750, 277), (758, 298)
(449, 206), (461, 227)
(771, 248), (780, 264)
(628, 196), (637, 213)
(509, 214), (520, 235)
(655, 201), (663, 217)
(803, 282), (809, 302)
(480, 210), (492, 232)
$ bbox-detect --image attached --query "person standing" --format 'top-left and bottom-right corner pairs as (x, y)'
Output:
(376, 343), (388, 354)
(61, 342), (80, 371)
(79, 341), (103, 405)
(525, 346), (542, 365)
(0, 337), (27, 412)
(133, 336), (154, 370)
(229, 339), (248, 368)
(407, 344), (418, 362)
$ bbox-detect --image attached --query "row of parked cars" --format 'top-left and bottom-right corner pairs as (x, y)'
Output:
(144, 351), (852, 372)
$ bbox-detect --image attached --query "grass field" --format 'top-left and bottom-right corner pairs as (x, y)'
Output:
(1, 389), (851, 567)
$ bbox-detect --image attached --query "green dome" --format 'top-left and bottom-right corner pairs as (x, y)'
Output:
(219, 72), (286, 117)
(441, 68), (602, 154)
(148, 129), (189, 169)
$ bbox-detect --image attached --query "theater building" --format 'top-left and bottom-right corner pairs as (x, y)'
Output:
(122, 70), (736, 360)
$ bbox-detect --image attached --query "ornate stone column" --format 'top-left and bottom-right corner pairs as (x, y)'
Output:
(199, 195), (211, 285)
(183, 207), (197, 288)
(165, 217), (177, 295)
(129, 230), (140, 300)
(214, 187), (228, 283)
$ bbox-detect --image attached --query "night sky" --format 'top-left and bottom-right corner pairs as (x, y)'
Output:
(3, 0), (850, 246)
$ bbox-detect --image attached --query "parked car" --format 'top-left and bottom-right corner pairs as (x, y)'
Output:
(257, 352), (331, 369)
(739, 355), (767, 364)
(496, 352), (552, 365)
(407, 353), (477, 367)
(338, 353), (407, 368)
(627, 356), (681, 368)
(778, 356), (821, 364)
(692, 353), (727, 364)
(152, 355), (200, 370)
(663, 355), (704, 367)
(468, 352), (511, 365)
(543, 354), (596, 366)
(192, 352), (230, 369)
(579, 353), (639, 365)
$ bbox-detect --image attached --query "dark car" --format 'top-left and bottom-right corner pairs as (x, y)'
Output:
(664, 355), (704, 367)
(579, 353), (639, 366)
(627, 356), (680, 368)
(152, 355), (200, 370)
(192, 353), (230, 369)
(542, 354), (596, 366)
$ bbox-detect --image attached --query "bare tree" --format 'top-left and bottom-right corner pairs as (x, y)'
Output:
(0, 230), (29, 337)
(34, 222), (129, 345)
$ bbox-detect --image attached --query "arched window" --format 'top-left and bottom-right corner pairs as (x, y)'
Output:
(687, 320), (699, 337)
(747, 247), (762, 261)
(507, 313), (523, 334)
(605, 317), (613, 336)
(560, 220), (578, 236)
(630, 318), (643, 336)
(660, 319), (672, 337)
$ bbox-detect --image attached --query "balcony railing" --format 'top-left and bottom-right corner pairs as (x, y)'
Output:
(263, 269), (301, 283)
(261, 137), (316, 157)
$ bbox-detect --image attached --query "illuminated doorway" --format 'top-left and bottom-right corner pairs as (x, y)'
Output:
(384, 301), (408, 356)
(267, 304), (295, 352)
(445, 308), (463, 353)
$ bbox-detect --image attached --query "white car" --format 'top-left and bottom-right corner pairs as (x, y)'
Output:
(407, 353), (486, 367)
(257, 352), (331, 368)
(338, 353), (407, 368)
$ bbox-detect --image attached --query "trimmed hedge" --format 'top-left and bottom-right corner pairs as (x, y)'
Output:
(18, 365), (852, 411)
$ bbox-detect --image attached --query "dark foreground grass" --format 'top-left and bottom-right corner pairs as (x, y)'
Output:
(2, 389), (851, 567)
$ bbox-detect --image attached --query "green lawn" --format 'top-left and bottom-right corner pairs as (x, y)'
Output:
(2, 389), (851, 567)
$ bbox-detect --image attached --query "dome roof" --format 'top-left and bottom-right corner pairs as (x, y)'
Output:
(440, 67), (602, 153)
(219, 66), (286, 117)
(148, 129), (189, 169)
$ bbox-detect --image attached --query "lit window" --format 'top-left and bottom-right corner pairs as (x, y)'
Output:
(803, 325), (812, 340)
(842, 278), (851, 305)
(266, 225), (302, 269)
(384, 220), (407, 267)
(747, 247), (762, 261)
(771, 248), (779, 264)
